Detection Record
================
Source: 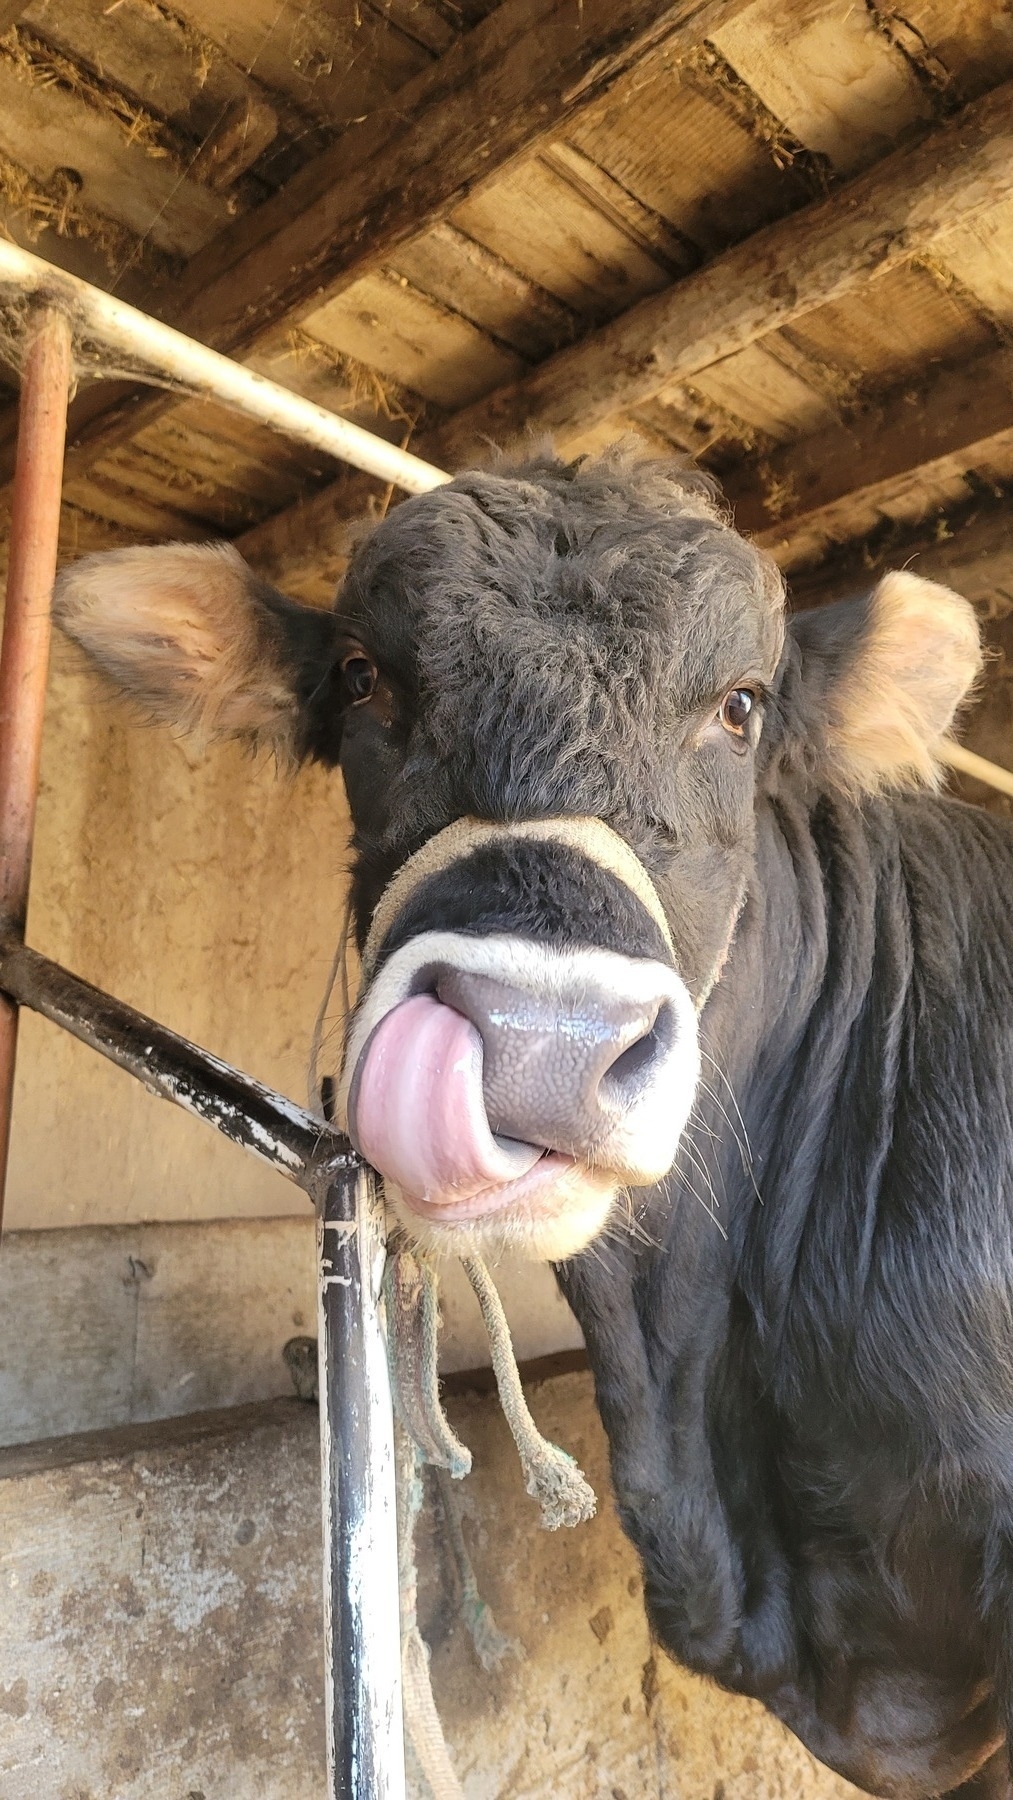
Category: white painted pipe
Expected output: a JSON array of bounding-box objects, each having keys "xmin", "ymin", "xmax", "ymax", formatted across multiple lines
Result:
[
  {"xmin": 940, "ymin": 740, "xmax": 1013, "ymax": 800},
  {"xmin": 0, "ymin": 239, "xmax": 451, "ymax": 497}
]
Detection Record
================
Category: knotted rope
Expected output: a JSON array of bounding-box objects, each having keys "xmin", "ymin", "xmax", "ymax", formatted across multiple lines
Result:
[
  {"xmin": 461, "ymin": 1256, "xmax": 596, "ymax": 1531},
  {"xmin": 432, "ymin": 1465, "xmax": 518, "ymax": 1673},
  {"xmin": 384, "ymin": 1248, "xmax": 471, "ymax": 1479},
  {"xmin": 385, "ymin": 1246, "xmax": 596, "ymax": 1527},
  {"xmin": 395, "ymin": 1420, "xmax": 466, "ymax": 1800},
  {"xmin": 385, "ymin": 1245, "xmax": 593, "ymax": 1800}
]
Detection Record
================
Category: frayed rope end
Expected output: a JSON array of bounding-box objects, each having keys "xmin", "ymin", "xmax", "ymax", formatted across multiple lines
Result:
[{"xmin": 519, "ymin": 1440, "xmax": 597, "ymax": 1531}]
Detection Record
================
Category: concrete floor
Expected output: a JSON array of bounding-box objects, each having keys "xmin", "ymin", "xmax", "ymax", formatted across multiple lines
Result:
[{"xmin": 0, "ymin": 1372, "xmax": 863, "ymax": 1800}]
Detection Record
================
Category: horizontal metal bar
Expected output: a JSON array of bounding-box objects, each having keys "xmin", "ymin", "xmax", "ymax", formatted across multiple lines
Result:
[
  {"xmin": 0, "ymin": 240, "xmax": 451, "ymax": 497},
  {"xmin": 0, "ymin": 937, "xmax": 354, "ymax": 1198},
  {"xmin": 939, "ymin": 739, "xmax": 1013, "ymax": 800}
]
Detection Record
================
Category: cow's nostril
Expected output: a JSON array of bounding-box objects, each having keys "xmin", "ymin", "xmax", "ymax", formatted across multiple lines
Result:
[
  {"xmin": 420, "ymin": 959, "xmax": 686, "ymax": 1169},
  {"xmin": 601, "ymin": 1002, "xmax": 675, "ymax": 1103}
]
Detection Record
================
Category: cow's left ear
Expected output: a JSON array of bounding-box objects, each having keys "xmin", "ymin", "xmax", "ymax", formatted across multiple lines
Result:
[
  {"xmin": 785, "ymin": 570, "xmax": 981, "ymax": 796},
  {"xmin": 55, "ymin": 541, "xmax": 345, "ymax": 763}
]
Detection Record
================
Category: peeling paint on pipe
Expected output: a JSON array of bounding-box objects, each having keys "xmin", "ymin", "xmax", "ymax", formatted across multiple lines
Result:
[
  {"xmin": 0, "ymin": 239, "xmax": 450, "ymax": 497},
  {"xmin": 0, "ymin": 935, "xmax": 351, "ymax": 1198}
]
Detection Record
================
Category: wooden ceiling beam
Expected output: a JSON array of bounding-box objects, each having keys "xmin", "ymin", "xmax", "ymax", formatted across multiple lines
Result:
[
  {"xmin": 0, "ymin": 0, "xmax": 758, "ymax": 504},
  {"xmin": 236, "ymin": 77, "xmax": 1013, "ymax": 594},
  {"xmin": 723, "ymin": 346, "xmax": 1013, "ymax": 548},
  {"xmin": 425, "ymin": 79, "xmax": 1013, "ymax": 461},
  {"xmin": 785, "ymin": 490, "xmax": 1013, "ymax": 612},
  {"xmin": 168, "ymin": 0, "xmax": 759, "ymax": 352}
]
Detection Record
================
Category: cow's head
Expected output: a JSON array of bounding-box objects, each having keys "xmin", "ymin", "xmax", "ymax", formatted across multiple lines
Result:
[{"xmin": 55, "ymin": 456, "xmax": 980, "ymax": 1260}]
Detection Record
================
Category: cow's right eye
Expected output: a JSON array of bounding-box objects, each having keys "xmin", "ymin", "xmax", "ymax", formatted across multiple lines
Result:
[
  {"xmin": 719, "ymin": 688, "xmax": 754, "ymax": 736},
  {"xmin": 340, "ymin": 653, "xmax": 377, "ymax": 704}
]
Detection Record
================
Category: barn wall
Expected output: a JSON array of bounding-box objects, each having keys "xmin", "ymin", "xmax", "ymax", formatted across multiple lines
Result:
[
  {"xmin": 7, "ymin": 638, "xmax": 351, "ymax": 1232},
  {"xmin": 0, "ymin": 1218, "xmax": 583, "ymax": 1445}
]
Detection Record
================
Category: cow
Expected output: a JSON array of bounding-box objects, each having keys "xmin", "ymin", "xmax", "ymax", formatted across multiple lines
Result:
[{"xmin": 55, "ymin": 453, "xmax": 1013, "ymax": 1800}]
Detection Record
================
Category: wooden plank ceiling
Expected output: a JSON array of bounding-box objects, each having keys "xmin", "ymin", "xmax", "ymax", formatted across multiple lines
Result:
[{"xmin": 1, "ymin": 0, "xmax": 1013, "ymax": 617}]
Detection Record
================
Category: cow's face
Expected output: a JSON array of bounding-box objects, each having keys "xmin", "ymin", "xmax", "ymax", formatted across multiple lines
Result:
[{"xmin": 56, "ymin": 456, "xmax": 980, "ymax": 1261}]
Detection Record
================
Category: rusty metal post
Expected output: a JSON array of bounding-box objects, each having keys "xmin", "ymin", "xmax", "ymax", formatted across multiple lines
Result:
[{"xmin": 0, "ymin": 304, "xmax": 73, "ymax": 1229}]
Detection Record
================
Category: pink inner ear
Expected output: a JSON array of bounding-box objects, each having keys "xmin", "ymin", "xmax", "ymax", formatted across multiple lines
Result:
[
  {"xmin": 53, "ymin": 542, "xmax": 299, "ymax": 749},
  {"xmin": 828, "ymin": 571, "xmax": 981, "ymax": 796}
]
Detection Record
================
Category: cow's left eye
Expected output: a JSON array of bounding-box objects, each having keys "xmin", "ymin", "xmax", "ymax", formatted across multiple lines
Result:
[
  {"xmin": 719, "ymin": 688, "xmax": 754, "ymax": 736},
  {"xmin": 340, "ymin": 652, "xmax": 377, "ymax": 704}
]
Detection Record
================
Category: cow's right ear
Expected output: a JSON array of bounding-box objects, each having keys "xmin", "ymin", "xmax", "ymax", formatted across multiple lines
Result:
[{"xmin": 54, "ymin": 542, "xmax": 344, "ymax": 763}]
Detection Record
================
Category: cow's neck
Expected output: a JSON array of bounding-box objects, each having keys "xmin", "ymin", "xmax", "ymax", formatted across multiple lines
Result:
[
  {"xmin": 558, "ymin": 785, "xmax": 914, "ymax": 1684},
  {"xmin": 712, "ymin": 788, "xmax": 913, "ymax": 1348}
]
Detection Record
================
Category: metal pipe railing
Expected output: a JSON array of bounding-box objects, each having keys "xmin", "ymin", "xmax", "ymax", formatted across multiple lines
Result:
[
  {"xmin": 0, "ymin": 240, "xmax": 450, "ymax": 498},
  {"xmin": 0, "ymin": 253, "xmax": 412, "ymax": 1800},
  {"xmin": 0, "ymin": 306, "xmax": 73, "ymax": 1229},
  {"xmin": 319, "ymin": 1163, "xmax": 406, "ymax": 1796},
  {"xmin": 0, "ymin": 933, "xmax": 404, "ymax": 1796},
  {"xmin": 0, "ymin": 936, "xmax": 345, "ymax": 1194}
]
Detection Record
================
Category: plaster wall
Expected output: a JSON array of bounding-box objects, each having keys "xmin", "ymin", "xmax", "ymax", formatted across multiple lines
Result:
[{"xmin": 8, "ymin": 638, "xmax": 355, "ymax": 1232}]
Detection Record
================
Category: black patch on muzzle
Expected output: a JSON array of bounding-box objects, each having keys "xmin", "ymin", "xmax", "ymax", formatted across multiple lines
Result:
[{"xmin": 368, "ymin": 838, "xmax": 672, "ymax": 976}]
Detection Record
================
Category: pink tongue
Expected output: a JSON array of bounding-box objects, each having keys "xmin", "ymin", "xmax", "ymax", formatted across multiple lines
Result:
[{"xmin": 350, "ymin": 993, "xmax": 543, "ymax": 1206}]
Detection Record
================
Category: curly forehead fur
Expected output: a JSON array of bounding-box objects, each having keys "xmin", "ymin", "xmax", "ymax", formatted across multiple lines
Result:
[{"xmin": 339, "ymin": 455, "xmax": 786, "ymax": 840}]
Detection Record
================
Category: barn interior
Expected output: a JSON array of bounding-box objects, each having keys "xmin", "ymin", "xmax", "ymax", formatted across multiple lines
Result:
[{"xmin": 0, "ymin": 1, "xmax": 1011, "ymax": 1795}]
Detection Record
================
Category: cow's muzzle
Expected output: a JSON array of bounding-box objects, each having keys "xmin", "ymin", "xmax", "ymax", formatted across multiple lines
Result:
[{"xmin": 335, "ymin": 818, "xmax": 700, "ymax": 1260}]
